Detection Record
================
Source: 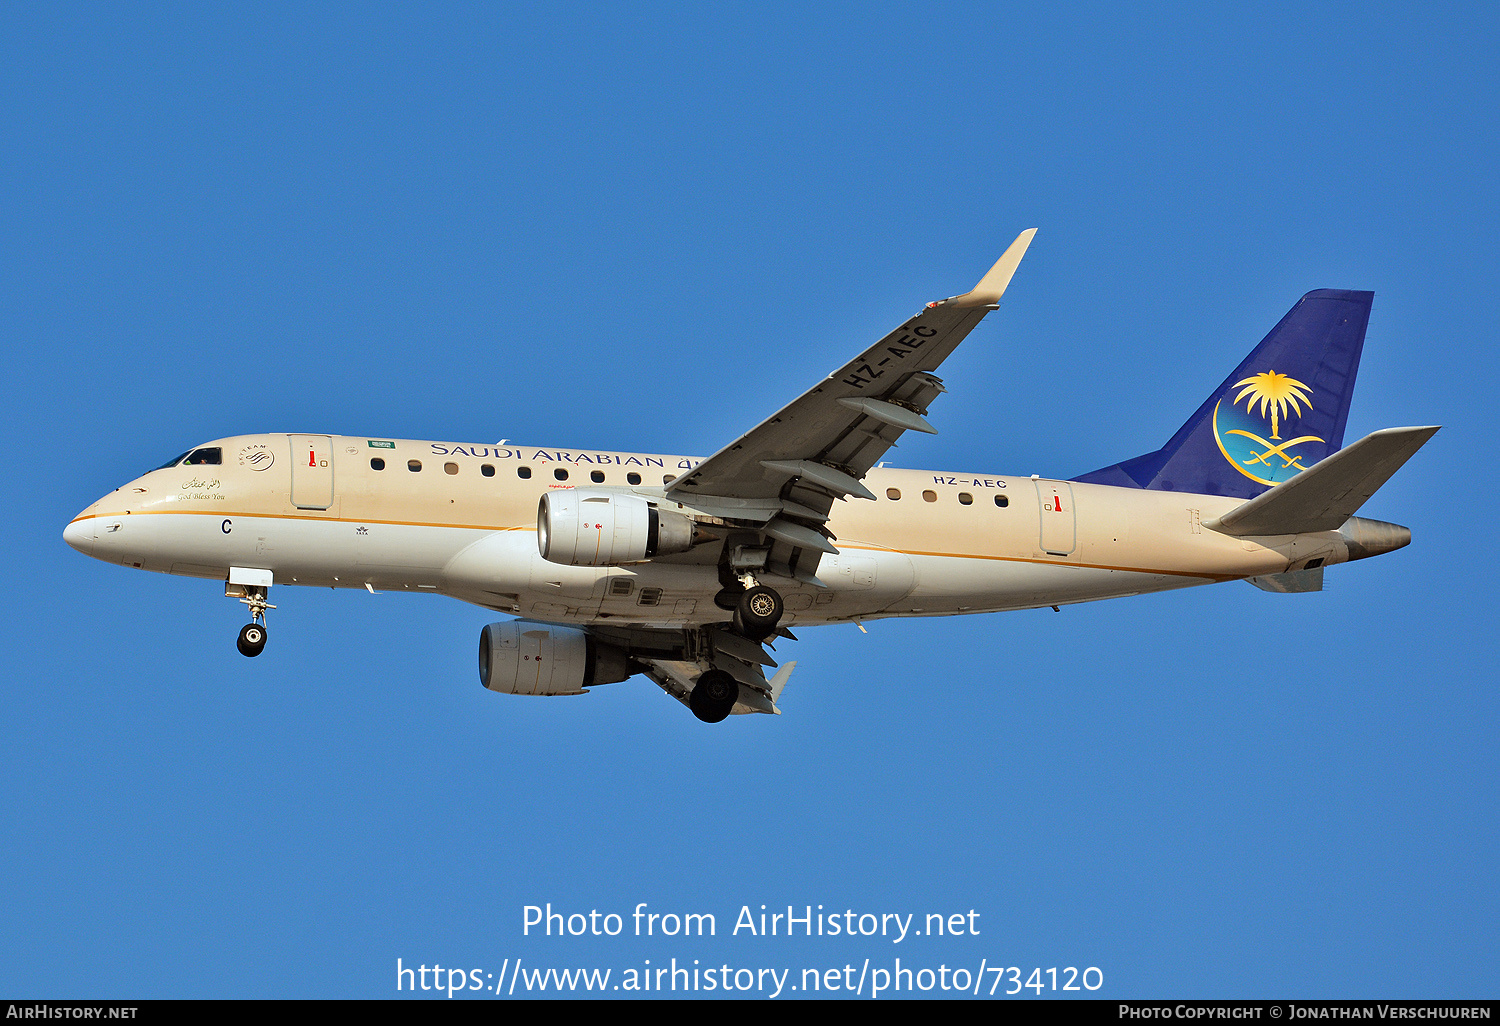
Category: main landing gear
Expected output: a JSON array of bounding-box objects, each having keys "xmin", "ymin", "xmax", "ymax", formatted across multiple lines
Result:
[
  {"xmin": 736, "ymin": 585, "xmax": 783, "ymax": 640},
  {"xmin": 689, "ymin": 669, "xmax": 740, "ymax": 723},
  {"xmin": 715, "ymin": 579, "xmax": 785, "ymax": 643},
  {"xmin": 234, "ymin": 585, "xmax": 275, "ymax": 657}
]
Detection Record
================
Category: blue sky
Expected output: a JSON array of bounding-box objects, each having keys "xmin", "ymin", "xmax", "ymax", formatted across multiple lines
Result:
[{"xmin": 4, "ymin": 3, "xmax": 1496, "ymax": 999}]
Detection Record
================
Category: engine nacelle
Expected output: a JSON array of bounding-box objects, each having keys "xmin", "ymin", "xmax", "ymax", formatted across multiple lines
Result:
[
  {"xmin": 478, "ymin": 620, "xmax": 632, "ymax": 696},
  {"xmin": 537, "ymin": 490, "xmax": 696, "ymax": 566}
]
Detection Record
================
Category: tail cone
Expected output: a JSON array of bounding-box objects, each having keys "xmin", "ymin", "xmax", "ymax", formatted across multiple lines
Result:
[{"xmin": 1340, "ymin": 517, "xmax": 1411, "ymax": 561}]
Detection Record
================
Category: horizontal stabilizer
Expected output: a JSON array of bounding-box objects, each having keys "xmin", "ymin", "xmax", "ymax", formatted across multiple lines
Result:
[{"xmin": 1205, "ymin": 426, "xmax": 1439, "ymax": 537}]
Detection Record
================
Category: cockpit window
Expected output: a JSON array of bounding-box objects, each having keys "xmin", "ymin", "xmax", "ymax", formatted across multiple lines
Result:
[
  {"xmin": 182, "ymin": 447, "xmax": 222, "ymax": 466},
  {"xmin": 154, "ymin": 450, "xmax": 191, "ymax": 471}
]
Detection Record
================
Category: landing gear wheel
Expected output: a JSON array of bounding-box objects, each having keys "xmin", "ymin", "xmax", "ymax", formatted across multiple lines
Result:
[
  {"xmin": 734, "ymin": 585, "xmax": 783, "ymax": 641},
  {"xmin": 237, "ymin": 623, "xmax": 267, "ymax": 657},
  {"xmin": 689, "ymin": 669, "xmax": 739, "ymax": 723},
  {"xmin": 232, "ymin": 584, "xmax": 274, "ymax": 657}
]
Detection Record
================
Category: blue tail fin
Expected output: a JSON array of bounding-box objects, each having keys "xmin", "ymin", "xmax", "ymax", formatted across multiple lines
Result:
[{"xmin": 1073, "ymin": 289, "xmax": 1372, "ymax": 499}]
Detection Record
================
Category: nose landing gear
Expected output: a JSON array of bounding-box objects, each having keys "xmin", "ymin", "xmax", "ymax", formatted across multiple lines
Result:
[
  {"xmin": 237, "ymin": 622, "xmax": 268, "ymax": 657},
  {"xmin": 233, "ymin": 584, "xmax": 275, "ymax": 657}
]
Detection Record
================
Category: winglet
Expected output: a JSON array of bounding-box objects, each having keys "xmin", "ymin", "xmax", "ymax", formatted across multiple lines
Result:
[
  {"xmin": 928, "ymin": 229, "xmax": 1037, "ymax": 309},
  {"xmin": 767, "ymin": 661, "xmax": 797, "ymax": 703}
]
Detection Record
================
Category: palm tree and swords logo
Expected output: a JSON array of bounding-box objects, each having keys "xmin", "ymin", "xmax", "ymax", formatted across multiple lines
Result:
[{"xmin": 1211, "ymin": 370, "xmax": 1325, "ymax": 486}]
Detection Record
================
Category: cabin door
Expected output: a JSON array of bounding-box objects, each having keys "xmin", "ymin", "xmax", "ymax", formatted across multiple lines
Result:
[
  {"xmin": 289, "ymin": 434, "xmax": 335, "ymax": 510},
  {"xmin": 1034, "ymin": 480, "xmax": 1076, "ymax": 556}
]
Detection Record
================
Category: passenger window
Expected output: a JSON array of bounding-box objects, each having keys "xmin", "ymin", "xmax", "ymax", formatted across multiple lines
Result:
[
  {"xmin": 444, "ymin": 462, "xmax": 459, "ymax": 475},
  {"xmin": 370, "ymin": 458, "xmax": 385, "ymax": 471},
  {"xmin": 518, "ymin": 467, "xmax": 532, "ymax": 479},
  {"xmin": 886, "ymin": 487, "xmax": 901, "ymax": 500},
  {"xmin": 663, "ymin": 474, "xmax": 675, "ymax": 484},
  {"xmin": 183, "ymin": 447, "xmax": 222, "ymax": 465},
  {"xmin": 591, "ymin": 470, "xmax": 605, "ymax": 483},
  {"xmin": 481, "ymin": 464, "xmax": 495, "ymax": 477},
  {"xmin": 627, "ymin": 472, "xmax": 641, "ymax": 485},
  {"xmin": 923, "ymin": 490, "xmax": 937, "ymax": 502},
  {"xmin": 958, "ymin": 492, "xmax": 973, "ymax": 505},
  {"xmin": 408, "ymin": 460, "xmax": 422, "ymax": 472},
  {"xmin": 554, "ymin": 468, "xmax": 569, "ymax": 481},
  {"xmin": 994, "ymin": 494, "xmax": 1009, "ymax": 508}
]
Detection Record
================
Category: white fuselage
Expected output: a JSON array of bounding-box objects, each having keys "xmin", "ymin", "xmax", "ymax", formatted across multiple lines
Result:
[{"xmin": 65, "ymin": 433, "xmax": 1349, "ymax": 628}]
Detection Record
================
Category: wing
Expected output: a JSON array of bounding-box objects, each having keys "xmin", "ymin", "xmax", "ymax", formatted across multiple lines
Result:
[
  {"xmin": 584, "ymin": 622, "xmax": 796, "ymax": 716},
  {"xmin": 664, "ymin": 230, "xmax": 1036, "ymax": 577}
]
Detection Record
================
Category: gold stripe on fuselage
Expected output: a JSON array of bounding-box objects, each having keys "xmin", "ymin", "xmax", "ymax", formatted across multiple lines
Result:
[{"xmin": 75, "ymin": 432, "xmax": 1289, "ymax": 586}]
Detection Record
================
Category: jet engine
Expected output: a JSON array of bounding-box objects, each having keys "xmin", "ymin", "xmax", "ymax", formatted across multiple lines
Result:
[
  {"xmin": 537, "ymin": 490, "xmax": 697, "ymax": 566},
  {"xmin": 478, "ymin": 620, "xmax": 632, "ymax": 696}
]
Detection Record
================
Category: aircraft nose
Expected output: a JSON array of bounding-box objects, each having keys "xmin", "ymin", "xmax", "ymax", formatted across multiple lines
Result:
[{"xmin": 63, "ymin": 515, "xmax": 94, "ymax": 556}]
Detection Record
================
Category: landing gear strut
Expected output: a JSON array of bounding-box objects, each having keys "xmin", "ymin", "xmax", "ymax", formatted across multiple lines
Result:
[
  {"xmin": 734, "ymin": 585, "xmax": 783, "ymax": 641},
  {"xmin": 689, "ymin": 669, "xmax": 740, "ymax": 723},
  {"xmin": 234, "ymin": 584, "xmax": 275, "ymax": 657}
]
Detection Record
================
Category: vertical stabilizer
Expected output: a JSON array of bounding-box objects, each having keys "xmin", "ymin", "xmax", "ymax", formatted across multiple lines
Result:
[{"xmin": 1074, "ymin": 290, "xmax": 1372, "ymax": 499}]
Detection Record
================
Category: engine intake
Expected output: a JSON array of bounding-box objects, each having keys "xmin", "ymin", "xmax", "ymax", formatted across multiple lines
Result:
[
  {"xmin": 478, "ymin": 620, "xmax": 631, "ymax": 696},
  {"xmin": 537, "ymin": 490, "xmax": 697, "ymax": 566}
]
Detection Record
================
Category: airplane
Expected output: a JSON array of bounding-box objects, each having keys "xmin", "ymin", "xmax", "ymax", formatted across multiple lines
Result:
[{"xmin": 63, "ymin": 230, "xmax": 1438, "ymax": 723}]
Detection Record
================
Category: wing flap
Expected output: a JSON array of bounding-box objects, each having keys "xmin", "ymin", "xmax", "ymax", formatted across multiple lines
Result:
[{"xmin": 711, "ymin": 630, "xmax": 778, "ymax": 667}]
